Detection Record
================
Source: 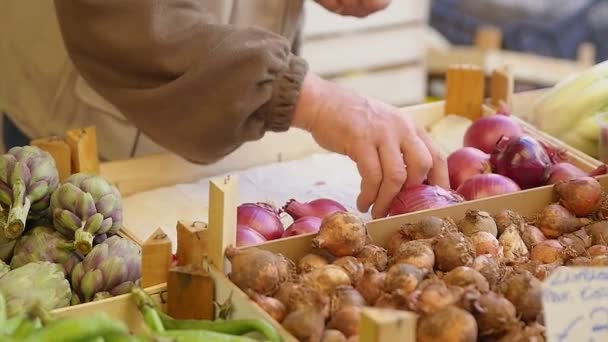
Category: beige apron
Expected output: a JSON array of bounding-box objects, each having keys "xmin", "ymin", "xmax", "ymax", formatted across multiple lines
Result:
[{"xmin": 0, "ymin": 0, "xmax": 304, "ymax": 161}]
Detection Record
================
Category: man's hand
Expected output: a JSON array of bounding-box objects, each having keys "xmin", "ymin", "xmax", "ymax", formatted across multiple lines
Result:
[
  {"xmin": 293, "ymin": 73, "xmax": 449, "ymax": 219},
  {"xmin": 315, "ymin": 0, "xmax": 391, "ymax": 17}
]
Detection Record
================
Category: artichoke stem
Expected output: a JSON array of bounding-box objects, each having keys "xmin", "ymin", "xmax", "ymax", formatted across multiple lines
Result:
[
  {"xmin": 5, "ymin": 197, "xmax": 30, "ymax": 240},
  {"xmin": 74, "ymin": 228, "xmax": 94, "ymax": 255}
]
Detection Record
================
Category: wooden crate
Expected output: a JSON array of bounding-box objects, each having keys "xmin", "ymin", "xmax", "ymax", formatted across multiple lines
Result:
[{"xmin": 302, "ymin": 0, "xmax": 430, "ymax": 106}]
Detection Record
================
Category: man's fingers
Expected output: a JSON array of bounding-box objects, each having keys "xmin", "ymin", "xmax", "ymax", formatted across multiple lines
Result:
[
  {"xmin": 401, "ymin": 132, "xmax": 433, "ymax": 187},
  {"xmin": 361, "ymin": 0, "xmax": 391, "ymax": 12},
  {"xmin": 417, "ymin": 127, "xmax": 450, "ymax": 189},
  {"xmin": 371, "ymin": 142, "xmax": 407, "ymax": 218},
  {"xmin": 353, "ymin": 145, "xmax": 383, "ymax": 213}
]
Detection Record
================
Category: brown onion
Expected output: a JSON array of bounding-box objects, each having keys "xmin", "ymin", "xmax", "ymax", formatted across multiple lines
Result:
[
  {"xmin": 373, "ymin": 291, "xmax": 410, "ymax": 310},
  {"xmin": 391, "ymin": 240, "xmax": 435, "ymax": 271},
  {"xmin": 355, "ymin": 265, "xmax": 386, "ymax": 304},
  {"xmin": 537, "ymin": 203, "xmax": 591, "ymax": 238},
  {"xmin": 585, "ymin": 221, "xmax": 608, "ymax": 245},
  {"xmin": 493, "ymin": 209, "xmax": 525, "ymax": 236},
  {"xmin": 458, "ymin": 210, "xmax": 498, "ymax": 237},
  {"xmin": 555, "ymin": 176, "xmax": 602, "ymax": 216},
  {"xmin": 312, "ymin": 212, "xmax": 367, "ymax": 257},
  {"xmin": 331, "ymin": 285, "xmax": 366, "ymax": 315},
  {"xmin": 568, "ymin": 256, "xmax": 592, "ymax": 266},
  {"xmin": 433, "ymin": 232, "xmax": 475, "ymax": 272},
  {"xmin": 588, "ymin": 245, "xmax": 608, "ymax": 257},
  {"xmin": 246, "ymin": 290, "xmax": 287, "ymax": 323},
  {"xmin": 385, "ymin": 229, "xmax": 411, "ymax": 256},
  {"xmin": 298, "ymin": 253, "xmax": 329, "ymax": 273},
  {"xmin": 301, "ymin": 265, "xmax": 351, "ymax": 295},
  {"xmin": 409, "ymin": 280, "xmax": 461, "ymax": 314},
  {"xmin": 327, "ymin": 306, "xmax": 361, "ymax": 337},
  {"xmin": 274, "ymin": 282, "xmax": 330, "ymax": 318},
  {"xmin": 592, "ymin": 255, "xmax": 608, "ymax": 266},
  {"xmin": 530, "ymin": 239, "xmax": 565, "ymax": 264},
  {"xmin": 473, "ymin": 292, "xmax": 518, "ymax": 337},
  {"xmin": 384, "ymin": 264, "xmax": 426, "ymax": 294},
  {"xmin": 443, "ymin": 266, "xmax": 490, "ymax": 292},
  {"xmin": 499, "ymin": 225, "xmax": 529, "ymax": 262},
  {"xmin": 226, "ymin": 246, "xmax": 295, "ymax": 295},
  {"xmin": 406, "ymin": 216, "xmax": 454, "ymax": 239},
  {"xmin": 469, "ymin": 231, "xmax": 501, "ymax": 256},
  {"xmin": 497, "ymin": 271, "xmax": 542, "ymax": 322},
  {"xmin": 416, "ymin": 305, "xmax": 478, "ymax": 342},
  {"xmin": 520, "ymin": 224, "xmax": 547, "ymax": 250},
  {"xmin": 333, "ymin": 256, "xmax": 364, "ymax": 284},
  {"xmin": 498, "ymin": 322, "xmax": 546, "ymax": 342},
  {"xmin": 533, "ymin": 262, "xmax": 561, "ymax": 280},
  {"xmin": 472, "ymin": 255, "xmax": 503, "ymax": 289},
  {"xmin": 355, "ymin": 244, "xmax": 388, "ymax": 271},
  {"xmin": 282, "ymin": 308, "xmax": 325, "ymax": 342},
  {"xmin": 559, "ymin": 229, "xmax": 592, "ymax": 259},
  {"xmin": 321, "ymin": 330, "xmax": 347, "ymax": 342}
]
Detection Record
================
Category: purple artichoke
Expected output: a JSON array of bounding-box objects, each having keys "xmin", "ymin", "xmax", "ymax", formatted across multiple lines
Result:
[
  {"xmin": 0, "ymin": 146, "xmax": 59, "ymax": 239},
  {"xmin": 50, "ymin": 173, "xmax": 122, "ymax": 255},
  {"xmin": 10, "ymin": 226, "xmax": 82, "ymax": 274},
  {"xmin": 71, "ymin": 236, "xmax": 141, "ymax": 303}
]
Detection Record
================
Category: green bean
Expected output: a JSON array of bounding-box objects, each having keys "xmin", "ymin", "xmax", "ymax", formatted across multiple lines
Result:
[
  {"xmin": 100, "ymin": 333, "xmax": 147, "ymax": 342},
  {"xmin": 155, "ymin": 329, "xmax": 259, "ymax": 342},
  {"xmin": 157, "ymin": 311, "xmax": 281, "ymax": 342},
  {"xmin": 142, "ymin": 306, "xmax": 164, "ymax": 333},
  {"xmin": 2, "ymin": 314, "xmax": 25, "ymax": 336},
  {"xmin": 23, "ymin": 313, "xmax": 128, "ymax": 342},
  {"xmin": 12, "ymin": 318, "xmax": 40, "ymax": 339}
]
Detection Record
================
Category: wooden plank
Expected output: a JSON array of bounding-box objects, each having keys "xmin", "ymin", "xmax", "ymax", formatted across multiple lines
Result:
[
  {"xmin": 331, "ymin": 65, "xmax": 426, "ymax": 105},
  {"xmin": 65, "ymin": 126, "xmax": 100, "ymax": 174},
  {"xmin": 474, "ymin": 26, "xmax": 502, "ymax": 50},
  {"xmin": 445, "ymin": 65, "xmax": 485, "ymax": 120},
  {"xmin": 207, "ymin": 176, "xmax": 239, "ymax": 272},
  {"xmin": 577, "ymin": 42, "xmax": 597, "ymax": 67},
  {"xmin": 303, "ymin": 0, "xmax": 429, "ymax": 38},
  {"xmin": 360, "ymin": 307, "xmax": 418, "ymax": 342},
  {"xmin": 176, "ymin": 220, "xmax": 208, "ymax": 266},
  {"xmin": 141, "ymin": 227, "xmax": 172, "ymax": 287},
  {"xmin": 167, "ymin": 264, "xmax": 215, "ymax": 320},
  {"xmin": 30, "ymin": 136, "xmax": 72, "ymax": 181},
  {"xmin": 490, "ymin": 68, "xmax": 514, "ymax": 108},
  {"xmin": 301, "ymin": 25, "xmax": 426, "ymax": 76}
]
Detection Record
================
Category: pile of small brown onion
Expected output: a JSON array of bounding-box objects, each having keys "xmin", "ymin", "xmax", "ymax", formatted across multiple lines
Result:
[{"xmin": 226, "ymin": 176, "xmax": 608, "ymax": 342}]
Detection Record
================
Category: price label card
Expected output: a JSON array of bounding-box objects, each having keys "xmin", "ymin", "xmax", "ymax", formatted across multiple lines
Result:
[{"xmin": 543, "ymin": 267, "xmax": 608, "ymax": 342}]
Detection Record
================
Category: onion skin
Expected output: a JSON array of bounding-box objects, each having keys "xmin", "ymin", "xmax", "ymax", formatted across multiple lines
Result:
[
  {"xmin": 408, "ymin": 280, "xmax": 461, "ymax": 315},
  {"xmin": 530, "ymin": 240, "xmax": 564, "ymax": 264},
  {"xmin": 282, "ymin": 216, "xmax": 323, "ymax": 238},
  {"xmin": 298, "ymin": 253, "xmax": 329, "ymax": 273},
  {"xmin": 312, "ymin": 212, "xmax": 367, "ymax": 257},
  {"xmin": 443, "ymin": 266, "xmax": 490, "ymax": 292},
  {"xmin": 585, "ymin": 221, "xmax": 608, "ymax": 245},
  {"xmin": 490, "ymin": 135, "xmax": 553, "ymax": 189},
  {"xmin": 301, "ymin": 265, "xmax": 352, "ymax": 296},
  {"xmin": 520, "ymin": 224, "xmax": 547, "ymax": 251},
  {"xmin": 331, "ymin": 285, "xmax": 367, "ymax": 315},
  {"xmin": 555, "ymin": 176, "xmax": 603, "ymax": 216},
  {"xmin": 458, "ymin": 210, "xmax": 498, "ymax": 237},
  {"xmin": 282, "ymin": 308, "xmax": 325, "ymax": 342},
  {"xmin": 226, "ymin": 246, "xmax": 294, "ymax": 295},
  {"xmin": 497, "ymin": 271, "xmax": 543, "ymax": 323},
  {"xmin": 373, "ymin": 291, "xmax": 410, "ymax": 310},
  {"xmin": 447, "ymin": 147, "xmax": 492, "ymax": 190},
  {"xmin": 588, "ymin": 245, "xmax": 608, "ymax": 257},
  {"xmin": 384, "ymin": 229, "xmax": 412, "ymax": 257},
  {"xmin": 463, "ymin": 114, "xmax": 523, "ymax": 153},
  {"xmin": 416, "ymin": 305, "xmax": 478, "ymax": 342},
  {"xmin": 355, "ymin": 265, "xmax": 386, "ymax": 304},
  {"xmin": 592, "ymin": 255, "xmax": 608, "ymax": 266},
  {"xmin": 246, "ymin": 290, "xmax": 287, "ymax": 323},
  {"xmin": 547, "ymin": 162, "xmax": 587, "ymax": 185},
  {"xmin": 538, "ymin": 204, "xmax": 591, "ymax": 238},
  {"xmin": 493, "ymin": 209, "xmax": 526, "ymax": 236},
  {"xmin": 469, "ymin": 231, "xmax": 501, "ymax": 256},
  {"xmin": 327, "ymin": 306, "xmax": 361, "ymax": 337},
  {"xmin": 391, "ymin": 240, "xmax": 435, "ymax": 271},
  {"xmin": 321, "ymin": 330, "xmax": 347, "ymax": 342},
  {"xmin": 385, "ymin": 217, "xmax": 453, "ymax": 256},
  {"xmin": 472, "ymin": 255, "xmax": 503, "ymax": 289},
  {"xmin": 559, "ymin": 229, "xmax": 592, "ymax": 259},
  {"xmin": 568, "ymin": 257, "xmax": 592, "ymax": 266},
  {"xmin": 473, "ymin": 292, "xmax": 518, "ymax": 337},
  {"xmin": 384, "ymin": 264, "xmax": 426, "ymax": 295},
  {"xmin": 283, "ymin": 198, "xmax": 347, "ymax": 220},
  {"xmin": 355, "ymin": 244, "xmax": 388, "ymax": 271},
  {"xmin": 499, "ymin": 225, "xmax": 529, "ymax": 262},
  {"xmin": 274, "ymin": 282, "xmax": 330, "ymax": 318},
  {"xmin": 388, "ymin": 184, "xmax": 464, "ymax": 216},
  {"xmin": 333, "ymin": 256, "xmax": 365, "ymax": 284},
  {"xmin": 433, "ymin": 232, "xmax": 476, "ymax": 272},
  {"xmin": 456, "ymin": 173, "xmax": 521, "ymax": 201},
  {"xmin": 237, "ymin": 203, "xmax": 284, "ymax": 240},
  {"xmin": 236, "ymin": 225, "xmax": 267, "ymax": 247}
]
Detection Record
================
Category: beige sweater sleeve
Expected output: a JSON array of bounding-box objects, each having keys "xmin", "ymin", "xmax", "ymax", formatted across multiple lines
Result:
[{"xmin": 53, "ymin": 0, "xmax": 308, "ymax": 163}]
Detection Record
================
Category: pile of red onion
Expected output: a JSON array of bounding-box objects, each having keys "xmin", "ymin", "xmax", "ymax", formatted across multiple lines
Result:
[{"xmin": 236, "ymin": 198, "xmax": 347, "ymax": 246}]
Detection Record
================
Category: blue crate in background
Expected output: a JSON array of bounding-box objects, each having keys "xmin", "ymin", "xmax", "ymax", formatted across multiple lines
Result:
[{"xmin": 430, "ymin": 0, "xmax": 606, "ymax": 62}]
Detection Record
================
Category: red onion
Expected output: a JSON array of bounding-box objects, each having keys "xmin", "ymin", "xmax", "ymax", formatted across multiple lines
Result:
[
  {"xmin": 236, "ymin": 224, "xmax": 267, "ymax": 246},
  {"xmin": 548, "ymin": 163, "xmax": 608, "ymax": 185},
  {"xmin": 237, "ymin": 203, "xmax": 284, "ymax": 240},
  {"xmin": 283, "ymin": 198, "xmax": 347, "ymax": 220},
  {"xmin": 447, "ymin": 147, "xmax": 491, "ymax": 190},
  {"xmin": 463, "ymin": 114, "xmax": 523, "ymax": 153},
  {"xmin": 282, "ymin": 216, "xmax": 322, "ymax": 238},
  {"xmin": 490, "ymin": 135, "xmax": 553, "ymax": 189},
  {"xmin": 388, "ymin": 184, "xmax": 464, "ymax": 216},
  {"xmin": 456, "ymin": 174, "xmax": 521, "ymax": 200}
]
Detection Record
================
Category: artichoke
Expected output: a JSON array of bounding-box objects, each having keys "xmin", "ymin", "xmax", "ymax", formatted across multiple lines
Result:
[
  {"xmin": 50, "ymin": 173, "xmax": 123, "ymax": 255},
  {"xmin": 0, "ymin": 259, "xmax": 9, "ymax": 277},
  {"xmin": 0, "ymin": 210, "xmax": 16, "ymax": 262},
  {"xmin": 10, "ymin": 226, "xmax": 82, "ymax": 274},
  {"xmin": 0, "ymin": 261, "xmax": 71, "ymax": 317},
  {"xmin": 0, "ymin": 146, "xmax": 59, "ymax": 239},
  {"xmin": 71, "ymin": 236, "xmax": 141, "ymax": 303}
]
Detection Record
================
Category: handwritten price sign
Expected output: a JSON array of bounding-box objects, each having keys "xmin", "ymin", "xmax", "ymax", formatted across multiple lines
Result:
[{"xmin": 543, "ymin": 267, "xmax": 608, "ymax": 342}]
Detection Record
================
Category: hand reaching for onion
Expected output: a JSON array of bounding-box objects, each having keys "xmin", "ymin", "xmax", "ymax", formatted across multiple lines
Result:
[{"xmin": 293, "ymin": 73, "xmax": 449, "ymax": 219}]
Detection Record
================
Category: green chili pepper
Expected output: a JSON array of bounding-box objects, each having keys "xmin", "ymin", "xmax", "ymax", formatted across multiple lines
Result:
[
  {"xmin": 157, "ymin": 311, "xmax": 281, "ymax": 342},
  {"xmin": 23, "ymin": 313, "xmax": 128, "ymax": 342},
  {"xmin": 155, "ymin": 329, "xmax": 259, "ymax": 342}
]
